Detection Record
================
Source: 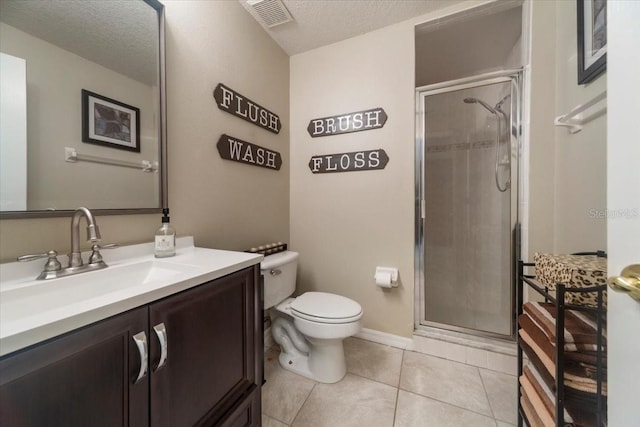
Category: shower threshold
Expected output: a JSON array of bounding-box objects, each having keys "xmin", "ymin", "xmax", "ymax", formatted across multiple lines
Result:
[{"xmin": 414, "ymin": 324, "xmax": 516, "ymax": 357}]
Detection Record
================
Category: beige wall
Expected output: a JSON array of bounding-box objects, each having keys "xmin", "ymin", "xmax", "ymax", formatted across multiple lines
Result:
[
  {"xmin": 289, "ymin": 2, "xmax": 490, "ymax": 338},
  {"xmin": 163, "ymin": 0, "xmax": 290, "ymax": 252},
  {"xmin": 289, "ymin": 22, "xmax": 415, "ymax": 337},
  {"xmin": 0, "ymin": 0, "xmax": 604, "ymax": 341},
  {"xmin": 525, "ymin": 0, "xmax": 557, "ymax": 258},
  {"xmin": 0, "ymin": 214, "xmax": 160, "ymax": 261},
  {"xmin": 0, "ymin": 23, "xmax": 159, "ymax": 210},
  {"xmin": 415, "ymin": 6, "xmax": 522, "ymax": 87},
  {"xmin": 552, "ymin": 0, "xmax": 606, "ymax": 254},
  {"xmin": 526, "ymin": 0, "xmax": 606, "ymax": 259},
  {"xmin": 0, "ymin": 0, "xmax": 289, "ymax": 261},
  {"xmin": 289, "ymin": 0, "xmax": 606, "ymax": 338}
]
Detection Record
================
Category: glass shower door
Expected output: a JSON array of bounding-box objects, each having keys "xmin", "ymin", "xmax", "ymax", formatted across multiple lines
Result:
[{"xmin": 417, "ymin": 75, "xmax": 519, "ymax": 338}]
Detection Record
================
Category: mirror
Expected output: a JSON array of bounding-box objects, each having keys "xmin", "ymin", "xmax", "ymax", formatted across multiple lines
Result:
[{"xmin": 0, "ymin": 0, "xmax": 166, "ymax": 218}]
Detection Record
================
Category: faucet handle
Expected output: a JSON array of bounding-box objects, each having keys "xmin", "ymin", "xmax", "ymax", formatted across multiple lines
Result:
[
  {"xmin": 18, "ymin": 250, "xmax": 62, "ymax": 272},
  {"xmin": 89, "ymin": 244, "xmax": 119, "ymax": 265}
]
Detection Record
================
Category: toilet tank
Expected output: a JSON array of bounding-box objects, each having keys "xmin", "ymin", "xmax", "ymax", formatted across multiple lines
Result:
[{"xmin": 261, "ymin": 251, "xmax": 298, "ymax": 309}]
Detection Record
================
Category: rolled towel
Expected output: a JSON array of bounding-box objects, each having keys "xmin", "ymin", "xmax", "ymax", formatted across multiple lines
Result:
[{"xmin": 523, "ymin": 302, "xmax": 606, "ymax": 348}]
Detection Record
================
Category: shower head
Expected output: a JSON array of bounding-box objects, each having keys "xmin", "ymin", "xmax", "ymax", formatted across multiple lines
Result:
[{"xmin": 463, "ymin": 97, "xmax": 497, "ymax": 114}]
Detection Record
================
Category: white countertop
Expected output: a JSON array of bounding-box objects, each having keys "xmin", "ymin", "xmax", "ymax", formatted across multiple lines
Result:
[{"xmin": 0, "ymin": 237, "xmax": 263, "ymax": 357}]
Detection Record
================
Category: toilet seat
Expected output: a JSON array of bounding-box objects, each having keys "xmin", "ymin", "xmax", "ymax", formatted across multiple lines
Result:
[{"xmin": 289, "ymin": 292, "xmax": 363, "ymax": 324}]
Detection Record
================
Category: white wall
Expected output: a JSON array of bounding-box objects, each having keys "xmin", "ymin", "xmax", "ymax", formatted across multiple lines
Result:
[{"xmin": 0, "ymin": 23, "xmax": 159, "ymax": 210}]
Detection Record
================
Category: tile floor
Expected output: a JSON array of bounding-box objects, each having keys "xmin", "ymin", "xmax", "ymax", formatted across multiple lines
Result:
[{"xmin": 262, "ymin": 337, "xmax": 518, "ymax": 427}]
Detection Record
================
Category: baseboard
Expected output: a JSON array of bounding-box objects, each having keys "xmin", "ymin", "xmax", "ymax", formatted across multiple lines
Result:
[{"xmin": 354, "ymin": 328, "xmax": 414, "ymax": 350}]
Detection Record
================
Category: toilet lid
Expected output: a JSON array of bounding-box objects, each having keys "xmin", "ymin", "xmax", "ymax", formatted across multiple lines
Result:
[{"xmin": 290, "ymin": 292, "xmax": 363, "ymax": 323}]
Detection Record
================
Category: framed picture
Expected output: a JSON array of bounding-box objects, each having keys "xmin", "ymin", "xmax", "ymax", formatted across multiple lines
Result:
[
  {"xmin": 577, "ymin": 0, "xmax": 607, "ymax": 84},
  {"xmin": 82, "ymin": 89, "xmax": 140, "ymax": 152}
]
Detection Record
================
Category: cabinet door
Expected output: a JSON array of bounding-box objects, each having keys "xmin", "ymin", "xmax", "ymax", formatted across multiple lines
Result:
[
  {"xmin": 0, "ymin": 307, "xmax": 149, "ymax": 427},
  {"xmin": 149, "ymin": 266, "xmax": 260, "ymax": 427},
  {"xmin": 218, "ymin": 386, "xmax": 260, "ymax": 427}
]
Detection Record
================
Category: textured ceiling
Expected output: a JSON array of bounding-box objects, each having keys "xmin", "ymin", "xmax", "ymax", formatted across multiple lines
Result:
[
  {"xmin": 0, "ymin": 0, "xmax": 158, "ymax": 86},
  {"xmin": 240, "ymin": 0, "xmax": 464, "ymax": 55}
]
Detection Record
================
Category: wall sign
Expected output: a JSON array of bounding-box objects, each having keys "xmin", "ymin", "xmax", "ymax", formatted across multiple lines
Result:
[
  {"xmin": 308, "ymin": 149, "xmax": 388, "ymax": 174},
  {"xmin": 217, "ymin": 134, "xmax": 281, "ymax": 171},
  {"xmin": 307, "ymin": 108, "xmax": 387, "ymax": 138},
  {"xmin": 213, "ymin": 83, "xmax": 281, "ymax": 134}
]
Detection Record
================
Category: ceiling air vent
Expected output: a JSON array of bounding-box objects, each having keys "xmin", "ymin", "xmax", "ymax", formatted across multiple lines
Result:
[{"xmin": 246, "ymin": 0, "xmax": 293, "ymax": 28}]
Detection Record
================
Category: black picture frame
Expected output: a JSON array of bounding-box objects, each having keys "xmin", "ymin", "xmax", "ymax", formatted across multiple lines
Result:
[
  {"xmin": 82, "ymin": 89, "xmax": 140, "ymax": 152},
  {"xmin": 577, "ymin": 0, "xmax": 607, "ymax": 85}
]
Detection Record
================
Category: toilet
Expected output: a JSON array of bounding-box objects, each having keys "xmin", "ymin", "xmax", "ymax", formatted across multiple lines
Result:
[{"xmin": 261, "ymin": 251, "xmax": 363, "ymax": 383}]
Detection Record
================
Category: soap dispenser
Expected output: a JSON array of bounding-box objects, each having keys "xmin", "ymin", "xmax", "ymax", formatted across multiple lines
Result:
[{"xmin": 155, "ymin": 208, "xmax": 176, "ymax": 258}]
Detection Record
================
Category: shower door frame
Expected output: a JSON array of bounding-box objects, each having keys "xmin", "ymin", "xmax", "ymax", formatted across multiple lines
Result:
[{"xmin": 414, "ymin": 69, "xmax": 523, "ymax": 341}]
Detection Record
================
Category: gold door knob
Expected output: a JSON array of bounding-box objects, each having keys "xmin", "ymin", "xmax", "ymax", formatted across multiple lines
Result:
[{"xmin": 608, "ymin": 264, "xmax": 640, "ymax": 302}]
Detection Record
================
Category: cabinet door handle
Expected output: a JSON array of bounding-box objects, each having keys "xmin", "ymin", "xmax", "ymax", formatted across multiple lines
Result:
[
  {"xmin": 153, "ymin": 322, "xmax": 168, "ymax": 370},
  {"xmin": 132, "ymin": 331, "xmax": 148, "ymax": 384}
]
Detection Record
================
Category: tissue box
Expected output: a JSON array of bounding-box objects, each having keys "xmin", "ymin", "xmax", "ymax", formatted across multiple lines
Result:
[{"xmin": 533, "ymin": 253, "xmax": 607, "ymax": 307}]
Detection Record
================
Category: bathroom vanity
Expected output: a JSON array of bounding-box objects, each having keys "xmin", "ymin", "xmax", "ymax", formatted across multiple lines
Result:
[{"xmin": 0, "ymin": 238, "xmax": 263, "ymax": 427}]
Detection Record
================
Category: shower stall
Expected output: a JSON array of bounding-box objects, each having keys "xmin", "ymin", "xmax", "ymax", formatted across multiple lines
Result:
[{"xmin": 415, "ymin": 70, "xmax": 521, "ymax": 339}]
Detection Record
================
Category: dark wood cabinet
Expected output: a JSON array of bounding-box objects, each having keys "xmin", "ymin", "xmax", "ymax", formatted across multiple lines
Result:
[
  {"xmin": 219, "ymin": 386, "xmax": 261, "ymax": 427},
  {"xmin": 0, "ymin": 265, "xmax": 262, "ymax": 427},
  {"xmin": 0, "ymin": 307, "xmax": 149, "ymax": 426},
  {"xmin": 149, "ymin": 267, "xmax": 260, "ymax": 427}
]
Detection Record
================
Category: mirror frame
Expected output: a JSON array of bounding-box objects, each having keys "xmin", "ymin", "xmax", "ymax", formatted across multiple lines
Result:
[{"xmin": 1, "ymin": 0, "xmax": 167, "ymax": 219}]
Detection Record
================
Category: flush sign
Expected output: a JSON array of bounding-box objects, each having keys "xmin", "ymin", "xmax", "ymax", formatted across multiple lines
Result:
[
  {"xmin": 308, "ymin": 149, "xmax": 389, "ymax": 174},
  {"xmin": 307, "ymin": 108, "xmax": 387, "ymax": 138},
  {"xmin": 217, "ymin": 134, "xmax": 282, "ymax": 171},
  {"xmin": 213, "ymin": 83, "xmax": 281, "ymax": 134}
]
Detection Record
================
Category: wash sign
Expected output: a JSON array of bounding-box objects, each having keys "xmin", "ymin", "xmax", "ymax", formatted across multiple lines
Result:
[
  {"xmin": 217, "ymin": 134, "xmax": 281, "ymax": 171},
  {"xmin": 307, "ymin": 108, "xmax": 387, "ymax": 137}
]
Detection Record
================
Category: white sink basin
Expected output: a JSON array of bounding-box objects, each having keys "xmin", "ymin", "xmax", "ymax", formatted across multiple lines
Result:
[
  {"xmin": 0, "ymin": 237, "xmax": 263, "ymax": 357},
  {"xmin": 0, "ymin": 260, "xmax": 199, "ymax": 319}
]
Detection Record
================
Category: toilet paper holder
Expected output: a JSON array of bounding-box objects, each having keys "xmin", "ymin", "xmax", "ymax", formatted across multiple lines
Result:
[{"xmin": 374, "ymin": 267, "xmax": 398, "ymax": 288}]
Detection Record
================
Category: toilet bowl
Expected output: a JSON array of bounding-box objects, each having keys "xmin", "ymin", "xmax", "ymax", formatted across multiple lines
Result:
[{"xmin": 261, "ymin": 251, "xmax": 363, "ymax": 383}]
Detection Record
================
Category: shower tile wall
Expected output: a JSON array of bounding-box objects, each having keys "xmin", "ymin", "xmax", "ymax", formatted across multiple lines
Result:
[{"xmin": 423, "ymin": 83, "xmax": 511, "ymax": 336}]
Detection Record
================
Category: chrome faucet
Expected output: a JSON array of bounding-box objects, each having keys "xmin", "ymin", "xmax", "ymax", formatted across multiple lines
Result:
[
  {"xmin": 18, "ymin": 207, "xmax": 117, "ymax": 280},
  {"xmin": 69, "ymin": 207, "xmax": 101, "ymax": 268}
]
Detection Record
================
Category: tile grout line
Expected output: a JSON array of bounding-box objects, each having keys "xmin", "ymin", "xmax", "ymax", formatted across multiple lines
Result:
[
  {"xmin": 265, "ymin": 338, "xmax": 515, "ymax": 426},
  {"xmin": 400, "ymin": 350, "xmax": 500, "ymax": 419},
  {"xmin": 267, "ymin": 413, "xmax": 293, "ymax": 427},
  {"xmin": 392, "ymin": 349, "xmax": 407, "ymax": 426},
  {"xmin": 346, "ymin": 372, "xmax": 398, "ymax": 389},
  {"xmin": 398, "ymin": 388, "xmax": 502, "ymax": 423},
  {"xmin": 477, "ymin": 367, "xmax": 497, "ymax": 420},
  {"xmin": 353, "ymin": 340, "xmax": 504, "ymax": 422},
  {"xmin": 288, "ymin": 381, "xmax": 317, "ymax": 426}
]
